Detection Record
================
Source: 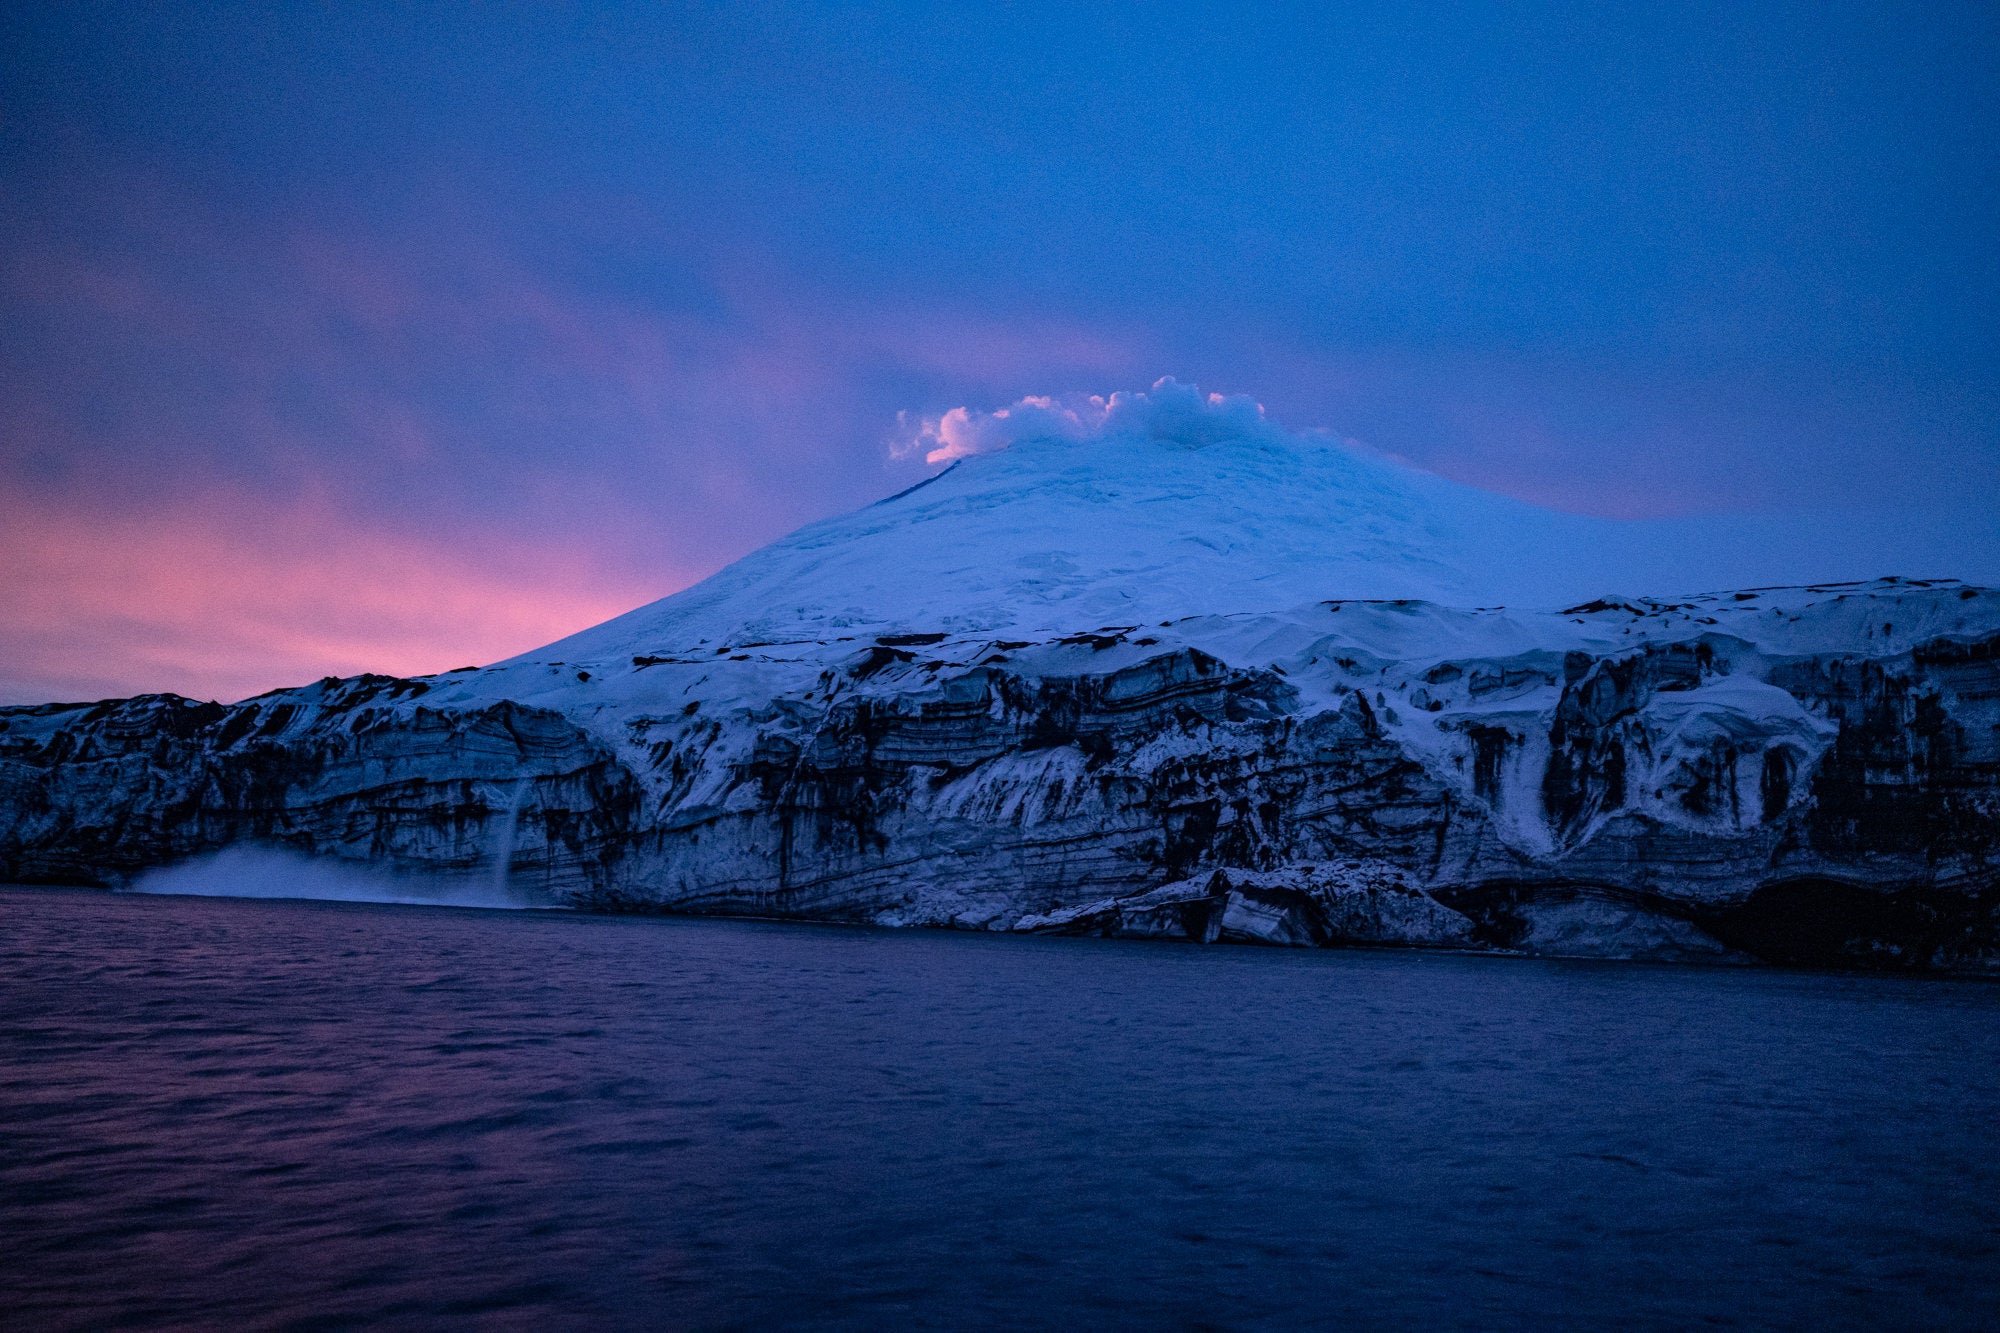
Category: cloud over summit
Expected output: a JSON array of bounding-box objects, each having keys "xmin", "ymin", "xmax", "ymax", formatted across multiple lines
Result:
[{"xmin": 900, "ymin": 378, "xmax": 1272, "ymax": 465}]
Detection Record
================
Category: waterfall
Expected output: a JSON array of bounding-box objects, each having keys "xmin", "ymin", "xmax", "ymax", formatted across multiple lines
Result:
[{"xmin": 492, "ymin": 779, "xmax": 527, "ymax": 898}]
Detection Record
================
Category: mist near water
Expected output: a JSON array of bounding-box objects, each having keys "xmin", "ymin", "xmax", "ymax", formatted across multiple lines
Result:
[{"xmin": 128, "ymin": 846, "xmax": 554, "ymax": 910}]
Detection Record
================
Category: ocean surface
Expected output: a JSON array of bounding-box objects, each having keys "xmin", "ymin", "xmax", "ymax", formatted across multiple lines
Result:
[{"xmin": 2, "ymin": 885, "xmax": 1996, "ymax": 1330}]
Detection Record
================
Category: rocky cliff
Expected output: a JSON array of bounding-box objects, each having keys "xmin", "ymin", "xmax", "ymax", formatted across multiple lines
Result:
[
  {"xmin": 6, "ymin": 386, "xmax": 1996, "ymax": 970},
  {"xmin": 5, "ymin": 580, "xmax": 1996, "ymax": 972}
]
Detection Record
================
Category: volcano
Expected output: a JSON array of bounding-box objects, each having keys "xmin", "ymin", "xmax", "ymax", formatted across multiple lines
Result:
[{"xmin": 5, "ymin": 383, "xmax": 1998, "ymax": 971}]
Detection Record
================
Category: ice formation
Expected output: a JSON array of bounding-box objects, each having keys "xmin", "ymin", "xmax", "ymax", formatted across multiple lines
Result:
[{"xmin": 5, "ymin": 381, "xmax": 1997, "ymax": 970}]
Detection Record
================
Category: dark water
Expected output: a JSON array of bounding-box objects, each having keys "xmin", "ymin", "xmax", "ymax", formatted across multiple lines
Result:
[{"xmin": 2, "ymin": 887, "xmax": 1996, "ymax": 1330}]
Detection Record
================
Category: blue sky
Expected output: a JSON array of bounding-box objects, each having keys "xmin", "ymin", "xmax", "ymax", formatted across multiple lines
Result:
[{"xmin": 3, "ymin": 1, "xmax": 1996, "ymax": 700}]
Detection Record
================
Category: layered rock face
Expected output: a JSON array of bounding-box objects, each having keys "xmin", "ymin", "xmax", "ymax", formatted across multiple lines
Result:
[
  {"xmin": 7, "ymin": 388, "xmax": 1998, "ymax": 968},
  {"xmin": 5, "ymin": 581, "xmax": 1997, "ymax": 973}
]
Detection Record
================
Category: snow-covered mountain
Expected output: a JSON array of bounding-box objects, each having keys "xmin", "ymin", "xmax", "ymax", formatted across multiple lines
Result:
[
  {"xmin": 5, "ymin": 381, "xmax": 1998, "ymax": 971},
  {"xmin": 530, "ymin": 379, "xmax": 1957, "ymax": 658}
]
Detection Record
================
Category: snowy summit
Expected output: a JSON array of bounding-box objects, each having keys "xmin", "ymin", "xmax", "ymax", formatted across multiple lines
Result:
[
  {"xmin": 4, "ymin": 380, "xmax": 1998, "ymax": 972},
  {"xmin": 538, "ymin": 379, "xmax": 1962, "ymax": 664}
]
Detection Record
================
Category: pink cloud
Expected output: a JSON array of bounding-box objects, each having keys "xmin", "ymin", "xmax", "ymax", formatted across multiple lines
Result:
[
  {"xmin": 0, "ymin": 163, "xmax": 1183, "ymax": 701},
  {"xmin": 898, "ymin": 378, "xmax": 1270, "ymax": 464},
  {"xmin": 0, "ymin": 491, "xmax": 667, "ymax": 704}
]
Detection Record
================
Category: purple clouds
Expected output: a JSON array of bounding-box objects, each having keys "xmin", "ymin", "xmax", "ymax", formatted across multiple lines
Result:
[
  {"xmin": 0, "ymin": 163, "xmax": 1153, "ymax": 701},
  {"xmin": 3, "ymin": 3, "xmax": 1995, "ymax": 701}
]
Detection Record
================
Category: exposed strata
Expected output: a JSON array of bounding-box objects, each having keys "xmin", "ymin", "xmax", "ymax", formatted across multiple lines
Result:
[{"xmin": 5, "ymin": 579, "xmax": 1996, "ymax": 973}]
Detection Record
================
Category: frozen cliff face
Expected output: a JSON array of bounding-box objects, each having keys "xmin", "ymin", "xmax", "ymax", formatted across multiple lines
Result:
[
  {"xmin": 5, "ymin": 580, "xmax": 1995, "ymax": 971},
  {"xmin": 3, "ymin": 384, "xmax": 1997, "ymax": 971}
]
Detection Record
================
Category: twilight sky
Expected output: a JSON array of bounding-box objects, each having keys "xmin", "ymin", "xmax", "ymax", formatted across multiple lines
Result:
[{"xmin": 3, "ymin": 1, "xmax": 1997, "ymax": 703}]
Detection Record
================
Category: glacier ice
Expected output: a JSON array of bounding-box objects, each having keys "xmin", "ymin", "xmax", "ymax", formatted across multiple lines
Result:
[{"xmin": 4, "ymin": 388, "xmax": 1998, "ymax": 971}]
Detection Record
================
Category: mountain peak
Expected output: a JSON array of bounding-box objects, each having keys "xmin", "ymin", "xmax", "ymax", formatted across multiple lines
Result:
[{"xmin": 528, "ymin": 382, "xmax": 1969, "ymax": 665}]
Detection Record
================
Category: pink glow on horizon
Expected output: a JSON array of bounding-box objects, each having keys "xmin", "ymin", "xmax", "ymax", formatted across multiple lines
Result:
[
  {"xmin": 10, "ymin": 160, "xmax": 1849, "ymax": 707},
  {"xmin": 0, "ymin": 494, "xmax": 670, "ymax": 705},
  {"xmin": 0, "ymin": 193, "xmax": 1173, "ymax": 704}
]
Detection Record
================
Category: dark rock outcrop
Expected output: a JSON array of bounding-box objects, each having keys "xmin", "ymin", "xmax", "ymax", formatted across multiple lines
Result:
[{"xmin": 4, "ymin": 583, "xmax": 1997, "ymax": 973}]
